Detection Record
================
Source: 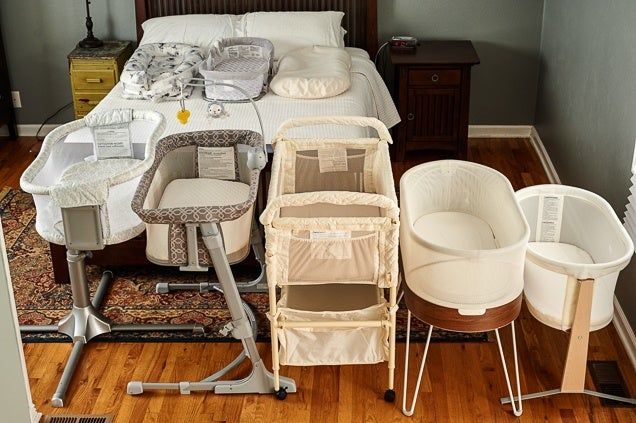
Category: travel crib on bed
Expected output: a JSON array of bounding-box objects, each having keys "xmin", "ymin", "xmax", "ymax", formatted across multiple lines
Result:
[
  {"xmin": 199, "ymin": 37, "xmax": 274, "ymax": 101},
  {"xmin": 260, "ymin": 116, "xmax": 400, "ymax": 401}
]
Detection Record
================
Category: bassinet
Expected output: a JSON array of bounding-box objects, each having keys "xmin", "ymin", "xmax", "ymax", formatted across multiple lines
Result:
[
  {"xmin": 199, "ymin": 37, "xmax": 274, "ymax": 101},
  {"xmin": 260, "ymin": 116, "xmax": 400, "ymax": 401}
]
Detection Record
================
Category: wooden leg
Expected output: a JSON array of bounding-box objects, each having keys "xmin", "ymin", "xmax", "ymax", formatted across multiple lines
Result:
[{"xmin": 561, "ymin": 278, "xmax": 595, "ymax": 392}]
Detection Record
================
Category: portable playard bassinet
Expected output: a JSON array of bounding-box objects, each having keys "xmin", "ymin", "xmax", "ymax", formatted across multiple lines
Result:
[
  {"xmin": 199, "ymin": 37, "xmax": 274, "ymax": 101},
  {"xmin": 260, "ymin": 116, "xmax": 400, "ymax": 401}
]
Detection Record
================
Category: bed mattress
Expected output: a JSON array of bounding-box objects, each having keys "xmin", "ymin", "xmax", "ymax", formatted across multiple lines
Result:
[{"xmin": 66, "ymin": 49, "xmax": 399, "ymax": 146}]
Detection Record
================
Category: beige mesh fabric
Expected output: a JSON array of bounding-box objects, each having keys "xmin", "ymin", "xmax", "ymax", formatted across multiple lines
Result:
[{"xmin": 261, "ymin": 116, "xmax": 398, "ymax": 367}]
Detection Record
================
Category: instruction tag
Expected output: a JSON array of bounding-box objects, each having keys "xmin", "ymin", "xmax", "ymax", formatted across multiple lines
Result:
[
  {"xmin": 198, "ymin": 147, "xmax": 236, "ymax": 180},
  {"xmin": 317, "ymin": 148, "xmax": 348, "ymax": 173},
  {"xmin": 310, "ymin": 231, "xmax": 351, "ymax": 240},
  {"xmin": 93, "ymin": 124, "xmax": 133, "ymax": 159},
  {"xmin": 536, "ymin": 195, "xmax": 564, "ymax": 242},
  {"xmin": 227, "ymin": 45, "xmax": 263, "ymax": 58}
]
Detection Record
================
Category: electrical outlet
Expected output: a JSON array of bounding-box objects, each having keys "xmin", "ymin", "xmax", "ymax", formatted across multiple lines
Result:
[{"xmin": 11, "ymin": 91, "xmax": 21, "ymax": 108}]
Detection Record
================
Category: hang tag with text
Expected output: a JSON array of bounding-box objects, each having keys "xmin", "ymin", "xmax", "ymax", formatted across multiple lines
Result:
[
  {"xmin": 92, "ymin": 124, "xmax": 133, "ymax": 159},
  {"xmin": 317, "ymin": 148, "xmax": 348, "ymax": 173},
  {"xmin": 198, "ymin": 146, "xmax": 236, "ymax": 180},
  {"xmin": 536, "ymin": 194, "xmax": 564, "ymax": 242}
]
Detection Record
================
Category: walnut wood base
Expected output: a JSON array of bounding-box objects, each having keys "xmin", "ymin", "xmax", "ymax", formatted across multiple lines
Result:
[{"xmin": 404, "ymin": 283, "xmax": 522, "ymax": 333}]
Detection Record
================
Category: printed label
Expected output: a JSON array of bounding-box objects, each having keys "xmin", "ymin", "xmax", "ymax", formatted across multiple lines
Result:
[
  {"xmin": 309, "ymin": 231, "xmax": 351, "ymax": 240},
  {"xmin": 317, "ymin": 148, "xmax": 349, "ymax": 173},
  {"xmin": 536, "ymin": 195, "xmax": 564, "ymax": 242},
  {"xmin": 93, "ymin": 124, "xmax": 132, "ymax": 159},
  {"xmin": 227, "ymin": 45, "xmax": 263, "ymax": 59},
  {"xmin": 198, "ymin": 147, "xmax": 236, "ymax": 180}
]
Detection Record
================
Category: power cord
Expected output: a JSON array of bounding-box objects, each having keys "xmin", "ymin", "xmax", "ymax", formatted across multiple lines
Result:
[
  {"xmin": 30, "ymin": 101, "xmax": 73, "ymax": 153},
  {"xmin": 35, "ymin": 101, "xmax": 73, "ymax": 141}
]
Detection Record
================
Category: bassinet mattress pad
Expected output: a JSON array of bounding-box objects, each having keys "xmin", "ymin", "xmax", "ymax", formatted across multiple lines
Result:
[
  {"xmin": 70, "ymin": 49, "xmax": 400, "ymax": 145},
  {"xmin": 120, "ymin": 43, "xmax": 205, "ymax": 101},
  {"xmin": 146, "ymin": 178, "xmax": 253, "ymax": 263},
  {"xmin": 270, "ymin": 46, "xmax": 351, "ymax": 99}
]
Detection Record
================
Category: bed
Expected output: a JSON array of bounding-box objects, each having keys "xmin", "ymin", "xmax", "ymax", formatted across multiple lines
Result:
[{"xmin": 49, "ymin": 0, "xmax": 397, "ymax": 283}]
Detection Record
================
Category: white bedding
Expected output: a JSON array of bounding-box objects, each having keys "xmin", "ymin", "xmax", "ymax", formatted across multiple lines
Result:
[{"xmin": 66, "ymin": 48, "xmax": 399, "ymax": 146}]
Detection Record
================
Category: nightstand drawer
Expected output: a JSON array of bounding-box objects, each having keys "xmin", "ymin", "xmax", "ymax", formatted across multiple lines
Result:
[
  {"xmin": 72, "ymin": 69, "xmax": 116, "ymax": 91},
  {"xmin": 74, "ymin": 91, "xmax": 109, "ymax": 111},
  {"xmin": 408, "ymin": 69, "xmax": 461, "ymax": 86}
]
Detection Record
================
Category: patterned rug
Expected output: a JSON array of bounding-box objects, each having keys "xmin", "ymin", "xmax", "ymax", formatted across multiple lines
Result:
[{"xmin": 0, "ymin": 187, "xmax": 487, "ymax": 343}]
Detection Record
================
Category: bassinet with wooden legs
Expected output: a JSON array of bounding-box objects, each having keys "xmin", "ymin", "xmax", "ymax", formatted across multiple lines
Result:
[
  {"xmin": 19, "ymin": 110, "xmax": 203, "ymax": 407},
  {"xmin": 128, "ymin": 129, "xmax": 296, "ymax": 397},
  {"xmin": 507, "ymin": 185, "xmax": 635, "ymax": 406},
  {"xmin": 399, "ymin": 160, "xmax": 530, "ymax": 417},
  {"xmin": 260, "ymin": 116, "xmax": 400, "ymax": 401}
]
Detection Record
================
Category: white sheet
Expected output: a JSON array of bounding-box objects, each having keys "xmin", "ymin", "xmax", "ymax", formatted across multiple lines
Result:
[{"xmin": 66, "ymin": 49, "xmax": 400, "ymax": 146}]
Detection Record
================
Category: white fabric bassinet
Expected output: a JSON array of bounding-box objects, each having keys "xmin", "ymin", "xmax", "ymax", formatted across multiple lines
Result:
[
  {"xmin": 260, "ymin": 116, "xmax": 399, "ymax": 401},
  {"xmin": 20, "ymin": 110, "xmax": 166, "ymax": 245},
  {"xmin": 400, "ymin": 160, "xmax": 530, "ymax": 313},
  {"xmin": 515, "ymin": 184, "xmax": 634, "ymax": 331}
]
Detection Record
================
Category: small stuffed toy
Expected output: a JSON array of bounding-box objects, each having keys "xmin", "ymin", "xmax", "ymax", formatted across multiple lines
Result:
[
  {"xmin": 207, "ymin": 101, "xmax": 227, "ymax": 118},
  {"xmin": 176, "ymin": 108, "xmax": 190, "ymax": 125}
]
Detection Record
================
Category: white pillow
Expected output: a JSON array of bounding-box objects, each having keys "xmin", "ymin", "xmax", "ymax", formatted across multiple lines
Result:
[
  {"xmin": 140, "ymin": 14, "xmax": 241, "ymax": 51},
  {"xmin": 243, "ymin": 11, "xmax": 345, "ymax": 59},
  {"xmin": 270, "ymin": 46, "xmax": 351, "ymax": 99}
]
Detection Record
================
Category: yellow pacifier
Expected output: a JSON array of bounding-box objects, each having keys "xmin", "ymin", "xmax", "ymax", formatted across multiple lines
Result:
[{"xmin": 176, "ymin": 108, "xmax": 190, "ymax": 125}]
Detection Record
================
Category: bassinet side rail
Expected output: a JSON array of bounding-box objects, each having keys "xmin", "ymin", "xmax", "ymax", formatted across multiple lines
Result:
[{"xmin": 273, "ymin": 116, "xmax": 393, "ymax": 146}]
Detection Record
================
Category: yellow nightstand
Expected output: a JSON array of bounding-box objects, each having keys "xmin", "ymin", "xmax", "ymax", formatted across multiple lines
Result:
[{"xmin": 68, "ymin": 41, "xmax": 133, "ymax": 118}]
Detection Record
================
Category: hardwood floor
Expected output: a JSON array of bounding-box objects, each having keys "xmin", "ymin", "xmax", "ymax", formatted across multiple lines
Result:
[{"xmin": 2, "ymin": 137, "xmax": 635, "ymax": 422}]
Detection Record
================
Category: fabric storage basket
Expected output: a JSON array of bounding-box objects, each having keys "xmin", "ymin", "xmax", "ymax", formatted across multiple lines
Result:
[
  {"xmin": 199, "ymin": 37, "xmax": 274, "ymax": 101},
  {"xmin": 516, "ymin": 185, "xmax": 634, "ymax": 331},
  {"xmin": 276, "ymin": 284, "xmax": 389, "ymax": 366}
]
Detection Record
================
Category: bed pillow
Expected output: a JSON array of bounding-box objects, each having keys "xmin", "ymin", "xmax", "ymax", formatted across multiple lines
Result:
[
  {"xmin": 242, "ymin": 11, "xmax": 345, "ymax": 59},
  {"xmin": 270, "ymin": 46, "xmax": 351, "ymax": 99},
  {"xmin": 140, "ymin": 14, "xmax": 241, "ymax": 51}
]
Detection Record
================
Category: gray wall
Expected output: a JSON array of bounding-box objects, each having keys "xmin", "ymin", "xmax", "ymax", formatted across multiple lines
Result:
[
  {"xmin": 535, "ymin": 0, "xmax": 636, "ymax": 327},
  {"xmin": 0, "ymin": 0, "xmax": 544, "ymax": 125},
  {"xmin": 0, "ymin": 0, "xmax": 136, "ymax": 124},
  {"xmin": 379, "ymin": 0, "xmax": 544, "ymax": 125}
]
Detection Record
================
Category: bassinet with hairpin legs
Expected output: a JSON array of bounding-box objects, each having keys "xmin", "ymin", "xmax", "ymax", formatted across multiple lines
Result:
[
  {"xmin": 19, "ymin": 110, "xmax": 204, "ymax": 407},
  {"xmin": 399, "ymin": 160, "xmax": 530, "ymax": 417},
  {"xmin": 127, "ymin": 129, "xmax": 296, "ymax": 397},
  {"xmin": 260, "ymin": 116, "xmax": 400, "ymax": 401}
]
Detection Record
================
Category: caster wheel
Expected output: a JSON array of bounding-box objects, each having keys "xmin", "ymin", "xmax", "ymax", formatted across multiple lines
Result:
[
  {"xmin": 275, "ymin": 388, "xmax": 288, "ymax": 400},
  {"xmin": 384, "ymin": 389, "xmax": 396, "ymax": 403}
]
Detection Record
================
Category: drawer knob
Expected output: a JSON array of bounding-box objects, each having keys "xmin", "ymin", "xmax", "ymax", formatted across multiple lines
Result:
[
  {"xmin": 85, "ymin": 78, "xmax": 102, "ymax": 83},
  {"xmin": 431, "ymin": 74, "xmax": 439, "ymax": 82},
  {"xmin": 407, "ymin": 113, "xmax": 415, "ymax": 121}
]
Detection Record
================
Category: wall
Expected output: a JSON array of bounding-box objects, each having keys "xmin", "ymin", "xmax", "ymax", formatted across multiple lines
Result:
[
  {"xmin": 535, "ymin": 0, "xmax": 636, "ymax": 328},
  {"xmin": 0, "ymin": 0, "xmax": 136, "ymax": 124},
  {"xmin": 0, "ymin": 0, "xmax": 543, "ymax": 125},
  {"xmin": 379, "ymin": 0, "xmax": 544, "ymax": 125}
]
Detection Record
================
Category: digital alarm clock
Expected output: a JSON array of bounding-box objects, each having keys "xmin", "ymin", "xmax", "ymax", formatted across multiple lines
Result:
[{"xmin": 390, "ymin": 36, "xmax": 418, "ymax": 50}]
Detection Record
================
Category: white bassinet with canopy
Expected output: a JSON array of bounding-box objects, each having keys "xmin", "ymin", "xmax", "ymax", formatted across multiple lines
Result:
[
  {"xmin": 399, "ymin": 160, "xmax": 530, "ymax": 417},
  {"xmin": 260, "ymin": 116, "xmax": 400, "ymax": 401},
  {"xmin": 507, "ymin": 184, "xmax": 635, "ymax": 406}
]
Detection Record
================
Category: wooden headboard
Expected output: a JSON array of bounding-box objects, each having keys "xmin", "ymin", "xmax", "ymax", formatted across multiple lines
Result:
[{"xmin": 134, "ymin": 0, "xmax": 378, "ymax": 56}]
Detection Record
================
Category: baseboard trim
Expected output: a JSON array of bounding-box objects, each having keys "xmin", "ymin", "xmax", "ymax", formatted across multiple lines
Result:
[
  {"xmin": 468, "ymin": 125, "xmax": 533, "ymax": 138},
  {"xmin": 613, "ymin": 297, "xmax": 636, "ymax": 372},
  {"xmin": 529, "ymin": 126, "xmax": 561, "ymax": 184},
  {"xmin": 0, "ymin": 124, "xmax": 60, "ymax": 138}
]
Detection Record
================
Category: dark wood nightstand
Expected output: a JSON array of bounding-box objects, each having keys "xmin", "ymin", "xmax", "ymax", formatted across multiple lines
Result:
[
  {"xmin": 391, "ymin": 41, "xmax": 479, "ymax": 161},
  {"xmin": 68, "ymin": 41, "xmax": 133, "ymax": 119}
]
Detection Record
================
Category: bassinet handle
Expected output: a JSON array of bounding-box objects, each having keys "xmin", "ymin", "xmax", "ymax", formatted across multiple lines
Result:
[{"xmin": 273, "ymin": 116, "xmax": 393, "ymax": 145}]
